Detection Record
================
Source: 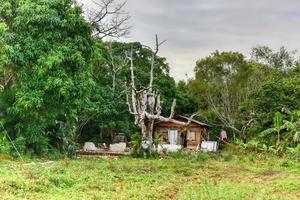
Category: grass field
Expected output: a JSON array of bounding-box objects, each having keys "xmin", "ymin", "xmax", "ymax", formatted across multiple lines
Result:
[{"xmin": 0, "ymin": 151, "xmax": 300, "ymax": 200}]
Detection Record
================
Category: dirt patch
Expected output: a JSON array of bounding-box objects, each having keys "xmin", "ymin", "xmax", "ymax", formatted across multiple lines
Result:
[
  {"xmin": 250, "ymin": 170, "xmax": 286, "ymax": 183},
  {"xmin": 157, "ymin": 173, "xmax": 201, "ymax": 199}
]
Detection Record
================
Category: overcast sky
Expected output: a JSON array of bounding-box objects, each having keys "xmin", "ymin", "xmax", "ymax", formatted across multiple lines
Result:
[{"xmin": 79, "ymin": 0, "xmax": 300, "ymax": 81}]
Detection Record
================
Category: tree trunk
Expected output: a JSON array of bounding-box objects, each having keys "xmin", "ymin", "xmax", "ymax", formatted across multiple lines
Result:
[
  {"xmin": 276, "ymin": 131, "xmax": 280, "ymax": 147},
  {"xmin": 109, "ymin": 128, "xmax": 113, "ymax": 144},
  {"xmin": 125, "ymin": 35, "xmax": 194, "ymax": 156},
  {"xmin": 112, "ymin": 72, "xmax": 116, "ymax": 91}
]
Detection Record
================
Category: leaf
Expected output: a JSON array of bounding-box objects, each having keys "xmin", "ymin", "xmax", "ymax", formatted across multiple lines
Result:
[
  {"xmin": 273, "ymin": 112, "xmax": 283, "ymax": 130},
  {"xmin": 248, "ymin": 140, "xmax": 259, "ymax": 146},
  {"xmin": 294, "ymin": 131, "xmax": 300, "ymax": 143},
  {"xmin": 259, "ymin": 128, "xmax": 275, "ymax": 137},
  {"xmin": 283, "ymin": 120, "xmax": 297, "ymax": 132},
  {"xmin": 258, "ymin": 144, "xmax": 268, "ymax": 151}
]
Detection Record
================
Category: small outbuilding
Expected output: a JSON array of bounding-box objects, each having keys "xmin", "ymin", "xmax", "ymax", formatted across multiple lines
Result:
[{"xmin": 155, "ymin": 115, "xmax": 211, "ymax": 150}]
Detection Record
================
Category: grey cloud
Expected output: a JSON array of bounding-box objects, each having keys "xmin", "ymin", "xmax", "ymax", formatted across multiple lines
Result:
[{"xmin": 79, "ymin": 0, "xmax": 300, "ymax": 80}]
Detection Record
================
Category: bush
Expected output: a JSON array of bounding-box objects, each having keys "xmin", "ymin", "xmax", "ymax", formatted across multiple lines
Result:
[
  {"xmin": 129, "ymin": 132, "xmax": 143, "ymax": 157},
  {"xmin": 286, "ymin": 144, "xmax": 300, "ymax": 160}
]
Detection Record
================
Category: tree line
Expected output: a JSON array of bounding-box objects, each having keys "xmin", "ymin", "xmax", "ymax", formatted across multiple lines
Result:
[
  {"xmin": 185, "ymin": 47, "xmax": 300, "ymax": 152},
  {"xmin": 0, "ymin": 0, "xmax": 299, "ymax": 157}
]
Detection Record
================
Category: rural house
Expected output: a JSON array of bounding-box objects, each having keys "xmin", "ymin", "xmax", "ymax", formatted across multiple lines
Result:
[{"xmin": 155, "ymin": 115, "xmax": 210, "ymax": 150}]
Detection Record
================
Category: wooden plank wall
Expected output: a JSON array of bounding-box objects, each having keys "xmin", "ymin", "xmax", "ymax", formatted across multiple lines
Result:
[{"xmin": 156, "ymin": 126, "xmax": 202, "ymax": 149}]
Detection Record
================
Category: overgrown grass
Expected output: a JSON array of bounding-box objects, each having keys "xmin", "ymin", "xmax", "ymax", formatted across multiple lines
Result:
[{"xmin": 0, "ymin": 151, "xmax": 300, "ymax": 199}]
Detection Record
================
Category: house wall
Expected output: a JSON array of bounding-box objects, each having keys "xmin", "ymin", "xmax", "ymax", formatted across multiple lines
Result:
[
  {"xmin": 155, "ymin": 123, "xmax": 202, "ymax": 149},
  {"xmin": 155, "ymin": 126, "xmax": 181, "ymax": 144},
  {"xmin": 186, "ymin": 127, "xmax": 202, "ymax": 150}
]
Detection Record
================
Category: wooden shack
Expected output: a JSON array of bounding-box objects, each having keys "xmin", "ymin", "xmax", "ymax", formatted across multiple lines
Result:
[{"xmin": 155, "ymin": 115, "xmax": 210, "ymax": 150}]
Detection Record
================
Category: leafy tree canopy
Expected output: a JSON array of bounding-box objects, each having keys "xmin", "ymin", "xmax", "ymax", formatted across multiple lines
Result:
[{"xmin": 0, "ymin": 0, "xmax": 94, "ymax": 154}]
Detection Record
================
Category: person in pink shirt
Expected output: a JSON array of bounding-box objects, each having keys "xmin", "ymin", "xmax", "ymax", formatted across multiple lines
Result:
[{"xmin": 220, "ymin": 129, "xmax": 227, "ymax": 140}]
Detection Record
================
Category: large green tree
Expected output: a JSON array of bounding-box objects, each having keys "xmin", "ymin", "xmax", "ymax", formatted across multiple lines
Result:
[
  {"xmin": 0, "ymin": 0, "xmax": 94, "ymax": 154},
  {"xmin": 240, "ymin": 47, "xmax": 300, "ymax": 138},
  {"xmin": 188, "ymin": 51, "xmax": 263, "ymax": 139},
  {"xmin": 240, "ymin": 67, "xmax": 300, "ymax": 136},
  {"xmin": 188, "ymin": 47, "xmax": 300, "ymax": 144}
]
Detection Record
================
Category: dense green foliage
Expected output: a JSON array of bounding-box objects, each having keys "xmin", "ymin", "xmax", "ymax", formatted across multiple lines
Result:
[
  {"xmin": 0, "ymin": 0, "xmax": 298, "ymax": 157},
  {"xmin": 187, "ymin": 47, "xmax": 300, "ymax": 152},
  {"xmin": 188, "ymin": 51, "xmax": 263, "ymax": 136},
  {"xmin": 78, "ymin": 40, "xmax": 187, "ymax": 145},
  {"xmin": 0, "ymin": 1, "xmax": 300, "ymax": 200},
  {"xmin": 0, "ymin": 0, "xmax": 94, "ymax": 155},
  {"xmin": 0, "ymin": 0, "xmax": 186, "ymax": 156}
]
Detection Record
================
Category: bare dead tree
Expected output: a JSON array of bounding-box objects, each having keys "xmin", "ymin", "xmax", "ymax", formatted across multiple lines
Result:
[
  {"xmin": 85, "ymin": 0, "xmax": 131, "ymax": 39},
  {"xmin": 106, "ymin": 42, "xmax": 128, "ymax": 90},
  {"xmin": 125, "ymin": 35, "xmax": 194, "ymax": 153}
]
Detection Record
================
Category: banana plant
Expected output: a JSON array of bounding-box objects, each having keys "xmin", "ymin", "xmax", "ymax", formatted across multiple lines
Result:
[
  {"xmin": 259, "ymin": 112, "xmax": 284, "ymax": 147},
  {"xmin": 284, "ymin": 120, "xmax": 300, "ymax": 143},
  {"xmin": 259, "ymin": 112, "xmax": 286, "ymax": 147},
  {"xmin": 292, "ymin": 110, "xmax": 300, "ymax": 143},
  {"xmin": 294, "ymin": 132, "xmax": 300, "ymax": 143},
  {"xmin": 260, "ymin": 111, "xmax": 300, "ymax": 147}
]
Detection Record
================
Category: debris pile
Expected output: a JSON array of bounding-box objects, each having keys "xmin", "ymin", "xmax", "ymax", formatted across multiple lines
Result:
[{"xmin": 77, "ymin": 142, "xmax": 129, "ymax": 156}]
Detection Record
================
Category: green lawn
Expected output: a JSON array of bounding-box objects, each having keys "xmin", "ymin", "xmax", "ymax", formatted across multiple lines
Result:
[{"xmin": 0, "ymin": 152, "xmax": 300, "ymax": 200}]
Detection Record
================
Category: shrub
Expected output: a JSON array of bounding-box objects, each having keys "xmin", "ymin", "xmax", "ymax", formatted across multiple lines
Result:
[
  {"xmin": 129, "ymin": 132, "xmax": 143, "ymax": 157},
  {"xmin": 286, "ymin": 144, "xmax": 300, "ymax": 160}
]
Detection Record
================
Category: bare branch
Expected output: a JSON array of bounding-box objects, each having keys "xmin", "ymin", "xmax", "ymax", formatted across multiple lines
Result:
[
  {"xmin": 106, "ymin": 42, "xmax": 128, "ymax": 90},
  {"xmin": 125, "ymin": 92, "xmax": 137, "ymax": 115},
  {"xmin": 125, "ymin": 35, "xmax": 185, "ymax": 152},
  {"xmin": 168, "ymin": 99, "xmax": 176, "ymax": 119},
  {"xmin": 85, "ymin": 0, "xmax": 131, "ymax": 39},
  {"xmin": 157, "ymin": 114, "xmax": 197, "ymax": 126},
  {"xmin": 125, "ymin": 48, "xmax": 138, "ymax": 117},
  {"xmin": 149, "ymin": 34, "xmax": 166, "ymax": 90}
]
